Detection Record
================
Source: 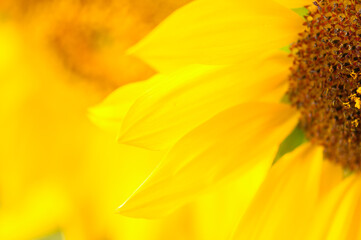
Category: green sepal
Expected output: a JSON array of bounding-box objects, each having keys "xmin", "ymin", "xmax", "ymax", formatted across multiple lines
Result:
[{"xmin": 273, "ymin": 125, "xmax": 308, "ymax": 164}]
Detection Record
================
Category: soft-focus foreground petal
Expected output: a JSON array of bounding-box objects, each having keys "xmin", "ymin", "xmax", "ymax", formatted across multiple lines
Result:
[
  {"xmin": 0, "ymin": 49, "xmax": 199, "ymax": 239},
  {"xmin": 113, "ymin": 53, "xmax": 291, "ymax": 150},
  {"xmin": 0, "ymin": 183, "xmax": 70, "ymax": 240},
  {"xmin": 117, "ymin": 102, "xmax": 299, "ymax": 218},
  {"xmin": 304, "ymin": 174, "xmax": 361, "ymax": 240},
  {"xmin": 128, "ymin": 0, "xmax": 304, "ymax": 72},
  {"xmin": 0, "ymin": 13, "xmax": 207, "ymax": 240},
  {"xmin": 232, "ymin": 143, "xmax": 323, "ymax": 240}
]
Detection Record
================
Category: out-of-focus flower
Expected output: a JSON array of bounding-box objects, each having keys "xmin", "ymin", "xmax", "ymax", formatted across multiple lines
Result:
[
  {"xmin": 0, "ymin": 0, "xmax": 192, "ymax": 91},
  {"xmin": 92, "ymin": 0, "xmax": 361, "ymax": 239},
  {"xmin": 0, "ymin": 1, "xmax": 248, "ymax": 239}
]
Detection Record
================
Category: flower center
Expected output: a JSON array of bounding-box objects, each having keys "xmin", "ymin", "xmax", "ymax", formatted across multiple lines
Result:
[{"xmin": 288, "ymin": 0, "xmax": 361, "ymax": 170}]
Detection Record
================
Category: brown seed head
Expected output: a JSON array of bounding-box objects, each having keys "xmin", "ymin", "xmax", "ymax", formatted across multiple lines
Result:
[{"xmin": 289, "ymin": 0, "xmax": 361, "ymax": 170}]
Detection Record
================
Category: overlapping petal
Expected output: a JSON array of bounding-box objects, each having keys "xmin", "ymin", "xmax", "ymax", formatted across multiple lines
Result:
[
  {"xmin": 117, "ymin": 102, "xmax": 299, "ymax": 218},
  {"xmin": 274, "ymin": 0, "xmax": 312, "ymax": 9},
  {"xmin": 88, "ymin": 75, "xmax": 163, "ymax": 134},
  {"xmin": 113, "ymin": 53, "xmax": 291, "ymax": 150},
  {"xmin": 128, "ymin": 0, "xmax": 304, "ymax": 72},
  {"xmin": 232, "ymin": 143, "xmax": 324, "ymax": 240},
  {"xmin": 319, "ymin": 160, "xmax": 344, "ymax": 198},
  {"xmin": 304, "ymin": 174, "xmax": 361, "ymax": 240}
]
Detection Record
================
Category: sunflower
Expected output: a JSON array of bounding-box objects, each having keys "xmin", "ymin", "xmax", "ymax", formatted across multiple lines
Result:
[{"xmin": 91, "ymin": 0, "xmax": 361, "ymax": 239}]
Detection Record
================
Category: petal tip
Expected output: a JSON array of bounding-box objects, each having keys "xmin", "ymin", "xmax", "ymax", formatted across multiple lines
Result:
[
  {"xmin": 126, "ymin": 42, "xmax": 141, "ymax": 57},
  {"xmin": 116, "ymin": 133, "xmax": 134, "ymax": 147},
  {"xmin": 115, "ymin": 202, "xmax": 126, "ymax": 214},
  {"xmin": 87, "ymin": 105, "xmax": 105, "ymax": 126}
]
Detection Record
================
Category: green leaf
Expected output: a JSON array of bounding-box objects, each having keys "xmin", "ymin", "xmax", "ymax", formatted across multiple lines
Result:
[
  {"xmin": 292, "ymin": 7, "xmax": 309, "ymax": 19},
  {"xmin": 273, "ymin": 125, "xmax": 308, "ymax": 164},
  {"xmin": 35, "ymin": 232, "xmax": 63, "ymax": 240},
  {"xmin": 343, "ymin": 168, "xmax": 353, "ymax": 178},
  {"xmin": 280, "ymin": 93, "xmax": 290, "ymax": 104},
  {"xmin": 280, "ymin": 45, "xmax": 291, "ymax": 53}
]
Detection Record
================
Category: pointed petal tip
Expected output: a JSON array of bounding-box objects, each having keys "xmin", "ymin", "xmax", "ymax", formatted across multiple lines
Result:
[
  {"xmin": 125, "ymin": 44, "xmax": 137, "ymax": 56},
  {"xmin": 116, "ymin": 133, "xmax": 125, "ymax": 144},
  {"xmin": 87, "ymin": 104, "xmax": 123, "ymax": 134},
  {"xmin": 116, "ymin": 128, "xmax": 169, "ymax": 151},
  {"xmin": 115, "ymin": 194, "xmax": 143, "ymax": 217},
  {"xmin": 116, "ymin": 134, "xmax": 148, "ymax": 150},
  {"xmin": 87, "ymin": 105, "xmax": 100, "ymax": 117},
  {"xmin": 115, "ymin": 200, "xmax": 160, "ymax": 219},
  {"xmin": 87, "ymin": 105, "xmax": 107, "ymax": 122},
  {"xmin": 115, "ymin": 205, "xmax": 139, "ymax": 218},
  {"xmin": 115, "ymin": 202, "xmax": 126, "ymax": 214},
  {"xmin": 87, "ymin": 105, "xmax": 106, "ymax": 127},
  {"xmin": 115, "ymin": 138, "xmax": 142, "ymax": 151},
  {"xmin": 126, "ymin": 40, "xmax": 145, "ymax": 58}
]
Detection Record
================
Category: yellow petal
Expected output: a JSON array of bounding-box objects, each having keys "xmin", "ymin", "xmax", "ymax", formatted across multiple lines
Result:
[
  {"xmin": 0, "ymin": 23, "xmax": 20, "ymax": 71},
  {"xmin": 120, "ymin": 53, "xmax": 291, "ymax": 150},
  {"xmin": 232, "ymin": 143, "xmax": 324, "ymax": 240},
  {"xmin": 129, "ymin": 0, "xmax": 304, "ymax": 72},
  {"xmin": 274, "ymin": 0, "xmax": 312, "ymax": 9},
  {"xmin": 346, "ymin": 179, "xmax": 361, "ymax": 240},
  {"xmin": 0, "ymin": 184, "xmax": 70, "ymax": 240},
  {"xmin": 194, "ymin": 160, "xmax": 272, "ymax": 240},
  {"xmin": 117, "ymin": 102, "xmax": 299, "ymax": 218},
  {"xmin": 88, "ymin": 75, "xmax": 163, "ymax": 134},
  {"xmin": 319, "ymin": 160, "xmax": 344, "ymax": 198},
  {"xmin": 305, "ymin": 175, "xmax": 361, "ymax": 240}
]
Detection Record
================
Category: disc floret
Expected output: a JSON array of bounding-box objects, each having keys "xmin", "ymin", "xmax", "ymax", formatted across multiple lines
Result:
[{"xmin": 289, "ymin": 0, "xmax": 361, "ymax": 170}]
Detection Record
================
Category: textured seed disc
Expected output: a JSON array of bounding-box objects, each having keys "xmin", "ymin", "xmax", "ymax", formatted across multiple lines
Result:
[{"xmin": 289, "ymin": 0, "xmax": 361, "ymax": 170}]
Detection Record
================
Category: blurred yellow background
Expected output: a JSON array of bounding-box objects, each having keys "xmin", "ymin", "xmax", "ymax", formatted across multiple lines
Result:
[{"xmin": 0, "ymin": 1, "xmax": 261, "ymax": 239}]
